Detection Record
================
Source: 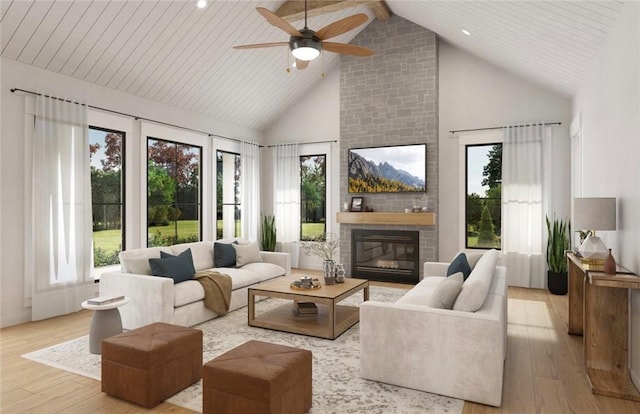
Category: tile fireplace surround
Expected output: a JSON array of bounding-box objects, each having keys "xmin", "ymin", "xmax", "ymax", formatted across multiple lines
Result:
[{"xmin": 338, "ymin": 17, "xmax": 439, "ymax": 280}]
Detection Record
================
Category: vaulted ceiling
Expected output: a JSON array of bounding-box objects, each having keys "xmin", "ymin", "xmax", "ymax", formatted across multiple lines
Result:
[{"xmin": 0, "ymin": 1, "xmax": 625, "ymax": 132}]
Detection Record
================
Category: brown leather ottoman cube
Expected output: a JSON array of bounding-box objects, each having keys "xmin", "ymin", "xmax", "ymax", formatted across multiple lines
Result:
[
  {"xmin": 101, "ymin": 322, "xmax": 202, "ymax": 408},
  {"xmin": 203, "ymin": 340, "xmax": 312, "ymax": 414}
]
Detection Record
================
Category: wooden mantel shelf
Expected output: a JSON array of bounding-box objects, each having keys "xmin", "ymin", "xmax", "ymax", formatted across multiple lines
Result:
[{"xmin": 336, "ymin": 212, "xmax": 436, "ymax": 226}]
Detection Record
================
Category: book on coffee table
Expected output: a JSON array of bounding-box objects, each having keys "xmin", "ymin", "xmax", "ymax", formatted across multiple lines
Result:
[
  {"xmin": 296, "ymin": 302, "xmax": 317, "ymax": 313},
  {"xmin": 87, "ymin": 295, "xmax": 125, "ymax": 305}
]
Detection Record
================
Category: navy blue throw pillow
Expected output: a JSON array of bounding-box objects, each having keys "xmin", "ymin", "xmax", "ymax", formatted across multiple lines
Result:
[
  {"xmin": 447, "ymin": 253, "xmax": 472, "ymax": 281},
  {"xmin": 214, "ymin": 242, "xmax": 237, "ymax": 268},
  {"xmin": 148, "ymin": 248, "xmax": 195, "ymax": 284}
]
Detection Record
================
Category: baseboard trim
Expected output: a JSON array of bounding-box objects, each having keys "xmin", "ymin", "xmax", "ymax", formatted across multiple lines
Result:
[{"xmin": 631, "ymin": 367, "xmax": 640, "ymax": 392}]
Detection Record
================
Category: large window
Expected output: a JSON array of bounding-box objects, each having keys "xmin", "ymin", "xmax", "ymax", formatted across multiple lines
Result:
[
  {"xmin": 300, "ymin": 154, "xmax": 326, "ymax": 241},
  {"xmin": 216, "ymin": 150, "xmax": 241, "ymax": 239},
  {"xmin": 89, "ymin": 126, "xmax": 125, "ymax": 266},
  {"xmin": 465, "ymin": 143, "xmax": 501, "ymax": 249},
  {"xmin": 147, "ymin": 138, "xmax": 201, "ymax": 246}
]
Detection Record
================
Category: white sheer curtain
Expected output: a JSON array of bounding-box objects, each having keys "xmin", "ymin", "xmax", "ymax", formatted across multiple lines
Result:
[
  {"xmin": 26, "ymin": 95, "xmax": 95, "ymax": 320},
  {"xmin": 501, "ymin": 123, "xmax": 550, "ymax": 288},
  {"xmin": 240, "ymin": 141, "xmax": 260, "ymax": 241},
  {"xmin": 274, "ymin": 144, "xmax": 300, "ymax": 265}
]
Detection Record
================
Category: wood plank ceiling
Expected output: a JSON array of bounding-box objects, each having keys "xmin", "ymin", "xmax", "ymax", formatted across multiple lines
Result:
[{"xmin": 0, "ymin": 1, "xmax": 625, "ymax": 133}]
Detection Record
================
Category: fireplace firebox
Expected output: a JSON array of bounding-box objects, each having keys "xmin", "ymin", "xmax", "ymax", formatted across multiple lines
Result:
[{"xmin": 351, "ymin": 229, "xmax": 419, "ymax": 284}]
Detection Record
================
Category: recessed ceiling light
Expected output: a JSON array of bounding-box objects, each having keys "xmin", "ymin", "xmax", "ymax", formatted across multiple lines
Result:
[
  {"xmin": 196, "ymin": 0, "xmax": 207, "ymax": 9},
  {"xmin": 462, "ymin": 29, "xmax": 471, "ymax": 36}
]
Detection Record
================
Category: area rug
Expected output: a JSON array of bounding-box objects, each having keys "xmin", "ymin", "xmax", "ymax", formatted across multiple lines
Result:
[{"xmin": 23, "ymin": 286, "xmax": 463, "ymax": 414}]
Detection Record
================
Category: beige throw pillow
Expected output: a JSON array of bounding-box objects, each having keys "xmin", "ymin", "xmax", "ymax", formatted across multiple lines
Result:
[
  {"xmin": 427, "ymin": 272, "xmax": 464, "ymax": 309},
  {"xmin": 233, "ymin": 242, "xmax": 262, "ymax": 267}
]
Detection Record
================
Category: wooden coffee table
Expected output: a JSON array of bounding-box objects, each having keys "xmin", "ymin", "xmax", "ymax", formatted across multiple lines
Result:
[{"xmin": 248, "ymin": 277, "xmax": 369, "ymax": 340}]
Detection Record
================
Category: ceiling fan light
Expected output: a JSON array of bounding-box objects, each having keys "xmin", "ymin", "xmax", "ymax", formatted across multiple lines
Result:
[
  {"xmin": 290, "ymin": 37, "xmax": 321, "ymax": 61},
  {"xmin": 292, "ymin": 46, "xmax": 320, "ymax": 61}
]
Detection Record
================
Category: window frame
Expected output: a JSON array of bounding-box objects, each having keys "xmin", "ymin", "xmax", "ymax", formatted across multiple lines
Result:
[
  {"xmin": 89, "ymin": 125, "xmax": 126, "ymax": 266},
  {"xmin": 146, "ymin": 136, "xmax": 203, "ymax": 247},
  {"xmin": 458, "ymin": 131, "xmax": 503, "ymax": 251},
  {"xmin": 299, "ymin": 153, "xmax": 327, "ymax": 241},
  {"xmin": 216, "ymin": 149, "xmax": 242, "ymax": 239}
]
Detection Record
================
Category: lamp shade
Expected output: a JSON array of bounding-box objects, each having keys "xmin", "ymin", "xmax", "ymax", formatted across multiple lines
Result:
[{"xmin": 573, "ymin": 197, "xmax": 616, "ymax": 231}]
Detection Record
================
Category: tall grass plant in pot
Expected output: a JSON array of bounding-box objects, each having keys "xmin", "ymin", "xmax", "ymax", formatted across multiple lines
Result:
[
  {"xmin": 260, "ymin": 214, "xmax": 276, "ymax": 252},
  {"xmin": 546, "ymin": 215, "xmax": 570, "ymax": 295}
]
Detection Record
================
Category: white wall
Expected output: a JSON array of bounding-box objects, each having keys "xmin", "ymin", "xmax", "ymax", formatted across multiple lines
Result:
[
  {"xmin": 0, "ymin": 58, "xmax": 261, "ymax": 327},
  {"xmin": 263, "ymin": 69, "xmax": 340, "ymax": 146},
  {"xmin": 571, "ymin": 2, "xmax": 640, "ymax": 387},
  {"xmin": 261, "ymin": 68, "xmax": 340, "ymax": 214},
  {"xmin": 438, "ymin": 40, "xmax": 572, "ymax": 262},
  {"xmin": 261, "ymin": 69, "xmax": 341, "ymax": 269}
]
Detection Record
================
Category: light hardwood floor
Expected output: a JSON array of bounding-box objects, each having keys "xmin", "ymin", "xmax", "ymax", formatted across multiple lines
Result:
[{"xmin": 2, "ymin": 280, "xmax": 640, "ymax": 413}]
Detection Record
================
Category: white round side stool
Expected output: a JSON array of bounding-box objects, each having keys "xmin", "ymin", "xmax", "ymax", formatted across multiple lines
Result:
[{"xmin": 81, "ymin": 297, "xmax": 130, "ymax": 354}]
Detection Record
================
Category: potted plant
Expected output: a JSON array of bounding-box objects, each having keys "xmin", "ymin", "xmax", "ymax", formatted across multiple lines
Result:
[
  {"xmin": 300, "ymin": 233, "xmax": 340, "ymax": 284},
  {"xmin": 546, "ymin": 215, "xmax": 570, "ymax": 295},
  {"xmin": 260, "ymin": 213, "xmax": 276, "ymax": 252}
]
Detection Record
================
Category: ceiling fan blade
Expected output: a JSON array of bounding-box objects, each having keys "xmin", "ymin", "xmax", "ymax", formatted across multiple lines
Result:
[
  {"xmin": 233, "ymin": 42, "xmax": 289, "ymax": 50},
  {"xmin": 322, "ymin": 42, "xmax": 374, "ymax": 57},
  {"xmin": 256, "ymin": 7, "xmax": 301, "ymax": 37},
  {"xmin": 296, "ymin": 59, "xmax": 309, "ymax": 70},
  {"xmin": 315, "ymin": 13, "xmax": 368, "ymax": 41}
]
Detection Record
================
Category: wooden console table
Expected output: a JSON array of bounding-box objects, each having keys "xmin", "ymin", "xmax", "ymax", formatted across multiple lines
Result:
[{"xmin": 566, "ymin": 252, "xmax": 640, "ymax": 401}]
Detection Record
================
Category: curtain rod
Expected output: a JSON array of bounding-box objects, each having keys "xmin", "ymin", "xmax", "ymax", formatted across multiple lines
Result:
[
  {"xmin": 449, "ymin": 122, "xmax": 561, "ymax": 134},
  {"xmin": 10, "ymin": 87, "xmax": 261, "ymax": 147},
  {"xmin": 266, "ymin": 139, "xmax": 337, "ymax": 148}
]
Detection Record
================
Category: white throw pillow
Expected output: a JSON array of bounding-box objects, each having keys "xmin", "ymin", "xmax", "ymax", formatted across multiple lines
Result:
[
  {"xmin": 427, "ymin": 272, "xmax": 464, "ymax": 309},
  {"xmin": 453, "ymin": 249, "xmax": 499, "ymax": 312},
  {"xmin": 171, "ymin": 241, "xmax": 214, "ymax": 271},
  {"xmin": 233, "ymin": 242, "xmax": 262, "ymax": 267},
  {"xmin": 466, "ymin": 252, "xmax": 483, "ymax": 270},
  {"xmin": 119, "ymin": 247, "xmax": 170, "ymax": 275}
]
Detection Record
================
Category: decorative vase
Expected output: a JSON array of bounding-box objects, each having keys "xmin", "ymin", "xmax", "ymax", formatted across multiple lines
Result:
[
  {"xmin": 335, "ymin": 264, "xmax": 346, "ymax": 283},
  {"xmin": 547, "ymin": 271, "xmax": 568, "ymax": 295},
  {"xmin": 604, "ymin": 248, "xmax": 616, "ymax": 274},
  {"xmin": 323, "ymin": 260, "xmax": 336, "ymax": 285}
]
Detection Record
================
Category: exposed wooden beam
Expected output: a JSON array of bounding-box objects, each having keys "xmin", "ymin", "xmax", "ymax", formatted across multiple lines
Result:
[
  {"xmin": 275, "ymin": 0, "xmax": 392, "ymax": 23},
  {"xmin": 368, "ymin": 1, "xmax": 391, "ymax": 21}
]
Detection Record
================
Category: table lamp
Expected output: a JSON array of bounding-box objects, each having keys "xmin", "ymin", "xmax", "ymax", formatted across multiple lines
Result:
[{"xmin": 573, "ymin": 197, "xmax": 616, "ymax": 263}]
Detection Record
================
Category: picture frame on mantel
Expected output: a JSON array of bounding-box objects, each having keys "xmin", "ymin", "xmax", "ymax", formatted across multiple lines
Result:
[{"xmin": 350, "ymin": 197, "xmax": 364, "ymax": 212}]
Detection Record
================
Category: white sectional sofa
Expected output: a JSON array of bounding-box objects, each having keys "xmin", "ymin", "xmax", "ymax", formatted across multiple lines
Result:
[
  {"xmin": 360, "ymin": 249, "xmax": 507, "ymax": 407},
  {"xmin": 100, "ymin": 240, "xmax": 290, "ymax": 330}
]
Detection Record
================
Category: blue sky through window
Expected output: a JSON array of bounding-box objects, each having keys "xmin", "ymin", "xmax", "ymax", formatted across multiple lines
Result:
[
  {"xmin": 89, "ymin": 128, "xmax": 107, "ymax": 169},
  {"xmin": 467, "ymin": 146, "xmax": 491, "ymax": 196}
]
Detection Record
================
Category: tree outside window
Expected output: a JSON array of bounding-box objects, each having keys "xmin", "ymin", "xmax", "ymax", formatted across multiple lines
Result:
[
  {"xmin": 300, "ymin": 154, "xmax": 326, "ymax": 241},
  {"xmin": 147, "ymin": 138, "xmax": 201, "ymax": 246},
  {"xmin": 466, "ymin": 144, "xmax": 501, "ymax": 249},
  {"xmin": 89, "ymin": 127, "xmax": 125, "ymax": 266}
]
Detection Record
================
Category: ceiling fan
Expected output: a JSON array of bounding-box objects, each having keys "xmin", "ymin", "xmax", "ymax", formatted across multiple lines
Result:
[{"xmin": 233, "ymin": 0, "xmax": 374, "ymax": 70}]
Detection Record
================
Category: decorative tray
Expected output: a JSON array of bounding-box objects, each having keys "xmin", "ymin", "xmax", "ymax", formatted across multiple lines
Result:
[{"xmin": 290, "ymin": 279, "xmax": 322, "ymax": 290}]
